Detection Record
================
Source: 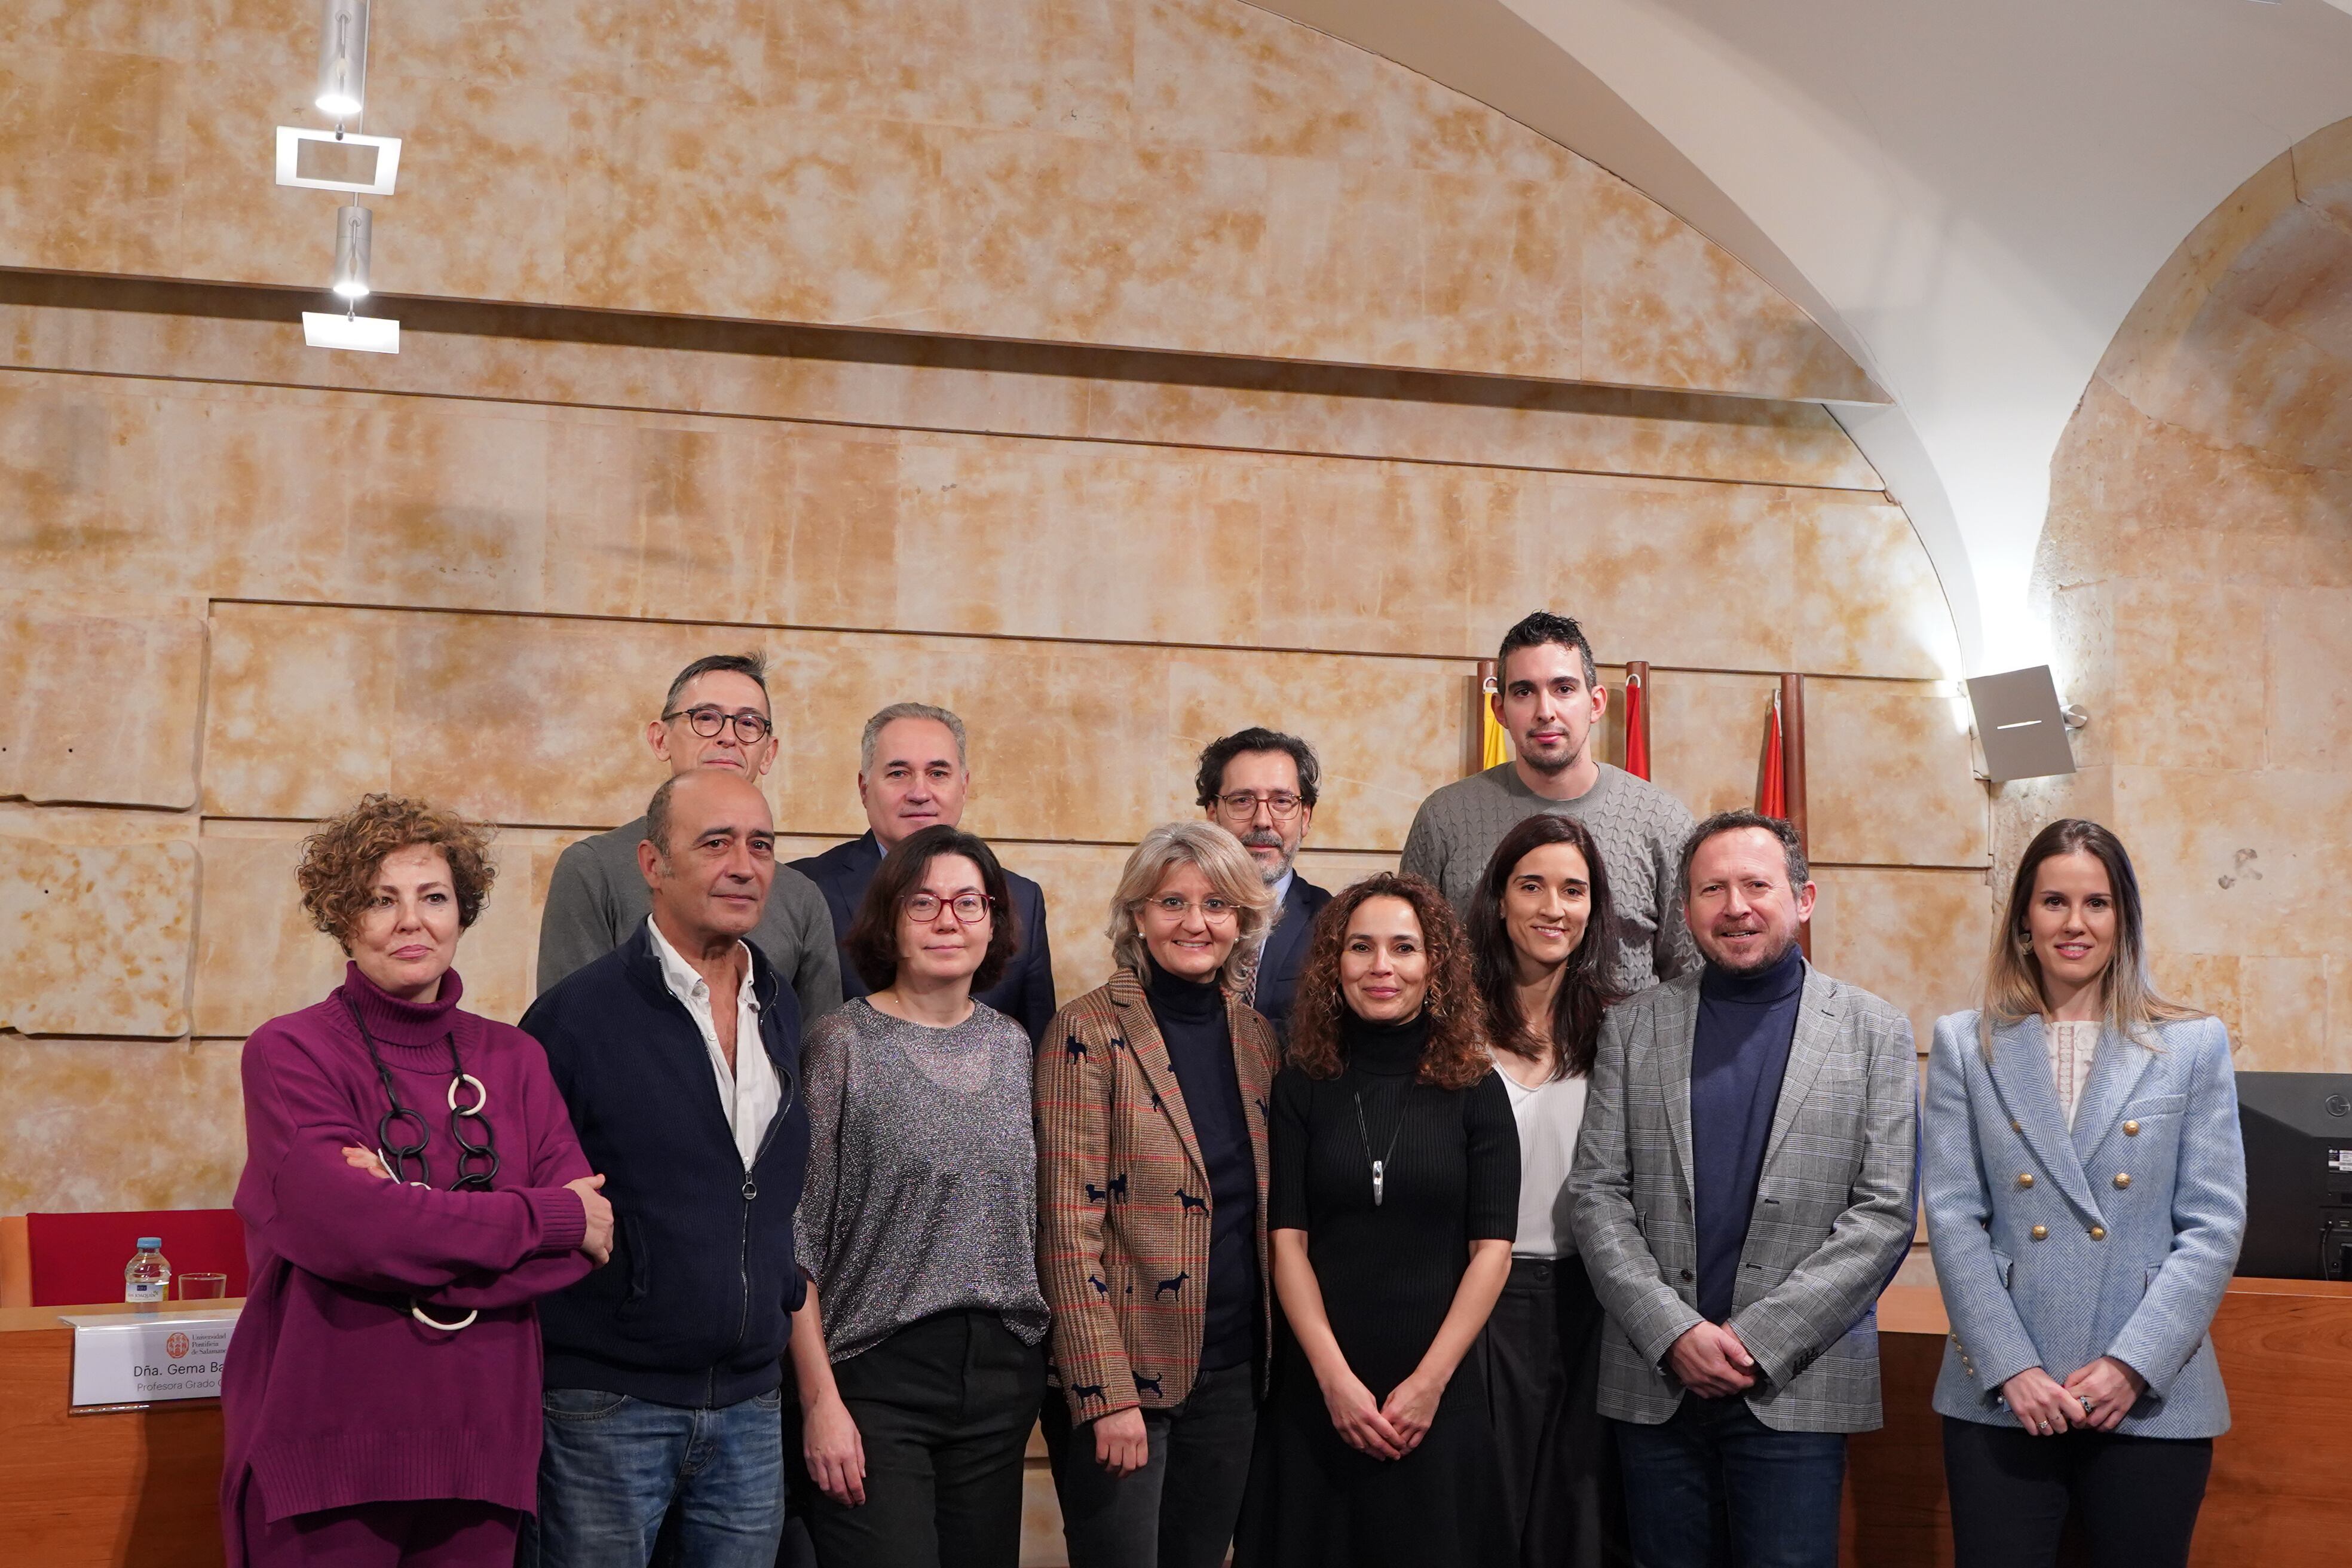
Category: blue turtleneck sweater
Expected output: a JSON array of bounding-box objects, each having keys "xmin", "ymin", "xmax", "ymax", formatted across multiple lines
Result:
[{"xmin": 1689, "ymin": 944, "xmax": 1806, "ymax": 1327}]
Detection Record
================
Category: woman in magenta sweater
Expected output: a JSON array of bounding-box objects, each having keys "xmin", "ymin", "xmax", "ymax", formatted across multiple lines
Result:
[{"xmin": 221, "ymin": 795, "xmax": 614, "ymax": 1568}]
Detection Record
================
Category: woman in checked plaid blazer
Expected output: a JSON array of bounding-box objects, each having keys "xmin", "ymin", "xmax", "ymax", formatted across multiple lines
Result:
[
  {"xmin": 1034, "ymin": 822, "xmax": 1280, "ymax": 1568},
  {"xmin": 1925, "ymin": 819, "xmax": 2245, "ymax": 1568}
]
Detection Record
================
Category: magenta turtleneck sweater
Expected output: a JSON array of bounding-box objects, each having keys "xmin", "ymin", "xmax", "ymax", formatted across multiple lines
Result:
[{"xmin": 220, "ymin": 963, "xmax": 592, "ymax": 1555}]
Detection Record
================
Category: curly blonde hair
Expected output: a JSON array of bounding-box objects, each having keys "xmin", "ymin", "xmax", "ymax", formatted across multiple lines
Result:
[{"xmin": 298, "ymin": 794, "xmax": 497, "ymax": 952}]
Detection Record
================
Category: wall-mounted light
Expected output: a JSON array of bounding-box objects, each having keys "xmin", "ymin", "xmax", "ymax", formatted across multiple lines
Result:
[
  {"xmin": 330, "ymin": 205, "xmax": 372, "ymax": 299},
  {"xmin": 1964, "ymin": 665, "xmax": 2080, "ymax": 782},
  {"xmin": 315, "ymin": 0, "xmax": 370, "ymax": 118}
]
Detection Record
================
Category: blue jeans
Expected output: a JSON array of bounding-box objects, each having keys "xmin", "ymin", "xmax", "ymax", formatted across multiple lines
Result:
[
  {"xmin": 1611, "ymin": 1398, "xmax": 1845, "ymax": 1568},
  {"xmin": 527, "ymin": 1386, "xmax": 785, "ymax": 1568}
]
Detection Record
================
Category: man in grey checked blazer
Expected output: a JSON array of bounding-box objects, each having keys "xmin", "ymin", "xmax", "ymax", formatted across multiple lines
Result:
[{"xmin": 1569, "ymin": 811, "xmax": 1917, "ymax": 1568}]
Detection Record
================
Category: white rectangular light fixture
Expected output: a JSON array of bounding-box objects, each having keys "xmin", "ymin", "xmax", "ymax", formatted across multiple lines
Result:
[
  {"xmin": 302, "ymin": 312, "xmax": 400, "ymax": 353},
  {"xmin": 275, "ymin": 126, "xmax": 402, "ymax": 194}
]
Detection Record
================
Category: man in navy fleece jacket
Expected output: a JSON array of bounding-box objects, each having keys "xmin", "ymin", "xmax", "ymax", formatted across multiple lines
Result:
[{"xmin": 523, "ymin": 770, "xmax": 811, "ymax": 1568}]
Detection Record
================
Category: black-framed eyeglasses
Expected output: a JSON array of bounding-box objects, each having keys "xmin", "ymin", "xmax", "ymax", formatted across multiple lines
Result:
[
  {"xmin": 663, "ymin": 705, "xmax": 773, "ymax": 743},
  {"xmin": 904, "ymin": 892, "xmax": 993, "ymax": 924},
  {"xmin": 1215, "ymin": 790, "xmax": 1303, "ymax": 822}
]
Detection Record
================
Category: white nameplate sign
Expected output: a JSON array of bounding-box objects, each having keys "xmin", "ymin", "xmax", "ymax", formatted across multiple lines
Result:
[{"xmin": 62, "ymin": 1309, "xmax": 241, "ymax": 1409}]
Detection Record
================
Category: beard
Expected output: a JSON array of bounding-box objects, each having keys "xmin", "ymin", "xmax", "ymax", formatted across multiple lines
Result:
[
  {"xmin": 1517, "ymin": 730, "xmax": 1582, "ymax": 776},
  {"xmin": 1242, "ymin": 830, "xmax": 1294, "ymax": 883}
]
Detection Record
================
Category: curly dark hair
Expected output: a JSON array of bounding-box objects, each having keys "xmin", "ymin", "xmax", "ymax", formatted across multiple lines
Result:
[
  {"xmin": 1288, "ymin": 873, "xmax": 1489, "ymax": 1091},
  {"xmin": 843, "ymin": 824, "xmax": 1019, "ymax": 994},
  {"xmin": 298, "ymin": 794, "xmax": 497, "ymax": 952},
  {"xmin": 1468, "ymin": 814, "xmax": 1624, "ymax": 1081}
]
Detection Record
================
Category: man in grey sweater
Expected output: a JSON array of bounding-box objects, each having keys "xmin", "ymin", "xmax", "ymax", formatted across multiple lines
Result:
[
  {"xmin": 536, "ymin": 652, "xmax": 844, "ymax": 1016},
  {"xmin": 1401, "ymin": 611, "xmax": 1699, "ymax": 993}
]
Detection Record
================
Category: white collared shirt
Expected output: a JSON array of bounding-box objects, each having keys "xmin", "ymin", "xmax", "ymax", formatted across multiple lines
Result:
[{"xmin": 647, "ymin": 916, "xmax": 780, "ymax": 1169}]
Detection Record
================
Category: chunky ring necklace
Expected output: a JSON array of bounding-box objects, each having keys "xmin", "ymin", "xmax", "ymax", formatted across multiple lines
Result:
[{"xmin": 340, "ymin": 992, "xmax": 503, "ymax": 1331}]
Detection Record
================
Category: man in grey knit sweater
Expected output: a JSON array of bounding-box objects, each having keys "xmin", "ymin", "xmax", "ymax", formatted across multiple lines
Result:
[
  {"xmin": 1402, "ymin": 612, "xmax": 1699, "ymax": 993},
  {"xmin": 536, "ymin": 652, "xmax": 843, "ymax": 1016}
]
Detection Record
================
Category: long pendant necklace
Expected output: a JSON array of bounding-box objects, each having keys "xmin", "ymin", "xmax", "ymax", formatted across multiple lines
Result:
[{"xmin": 1352, "ymin": 1089, "xmax": 1402, "ymax": 1208}]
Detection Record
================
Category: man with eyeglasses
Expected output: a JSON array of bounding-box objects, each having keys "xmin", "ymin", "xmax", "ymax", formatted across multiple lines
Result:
[
  {"xmin": 1193, "ymin": 727, "xmax": 1331, "ymax": 1040},
  {"xmin": 536, "ymin": 653, "xmax": 844, "ymax": 1019},
  {"xmin": 789, "ymin": 702, "xmax": 1056, "ymax": 1043}
]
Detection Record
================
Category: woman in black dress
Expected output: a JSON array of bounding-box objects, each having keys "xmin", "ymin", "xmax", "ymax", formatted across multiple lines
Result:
[{"xmin": 1234, "ymin": 873, "xmax": 1519, "ymax": 1568}]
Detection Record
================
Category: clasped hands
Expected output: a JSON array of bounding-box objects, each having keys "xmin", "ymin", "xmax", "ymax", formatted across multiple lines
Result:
[
  {"xmin": 339, "ymin": 1145, "xmax": 615, "ymax": 1266},
  {"xmin": 1667, "ymin": 1320, "xmax": 1759, "ymax": 1397},
  {"xmin": 2000, "ymin": 1357, "xmax": 2145, "ymax": 1435},
  {"xmin": 1316, "ymin": 1365, "xmax": 1448, "ymax": 1461}
]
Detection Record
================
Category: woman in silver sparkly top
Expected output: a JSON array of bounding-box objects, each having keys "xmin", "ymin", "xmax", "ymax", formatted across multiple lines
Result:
[{"xmin": 786, "ymin": 824, "xmax": 1051, "ymax": 1568}]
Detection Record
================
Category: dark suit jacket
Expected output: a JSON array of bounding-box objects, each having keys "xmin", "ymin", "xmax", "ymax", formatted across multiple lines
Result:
[
  {"xmin": 788, "ymin": 831, "xmax": 1057, "ymax": 1043},
  {"xmin": 1247, "ymin": 872, "xmax": 1330, "ymax": 1042}
]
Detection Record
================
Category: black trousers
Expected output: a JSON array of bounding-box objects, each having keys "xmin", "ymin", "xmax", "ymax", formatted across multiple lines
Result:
[
  {"xmin": 1941, "ymin": 1416, "xmax": 2213, "ymax": 1568},
  {"xmin": 1039, "ymin": 1356, "xmax": 1260, "ymax": 1568},
  {"xmin": 801, "ymin": 1311, "xmax": 1047, "ymax": 1568},
  {"xmin": 1476, "ymin": 1255, "xmax": 1631, "ymax": 1568}
]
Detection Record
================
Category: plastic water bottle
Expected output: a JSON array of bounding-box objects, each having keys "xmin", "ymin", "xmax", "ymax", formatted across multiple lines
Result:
[{"xmin": 124, "ymin": 1238, "xmax": 171, "ymax": 1305}]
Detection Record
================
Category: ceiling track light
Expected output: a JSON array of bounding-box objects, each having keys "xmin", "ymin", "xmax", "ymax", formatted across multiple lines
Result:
[
  {"xmin": 316, "ymin": 0, "xmax": 370, "ymax": 121},
  {"xmin": 331, "ymin": 205, "xmax": 373, "ymax": 301}
]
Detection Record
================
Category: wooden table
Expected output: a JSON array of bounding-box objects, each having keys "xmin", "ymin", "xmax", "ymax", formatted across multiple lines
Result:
[
  {"xmin": 1850, "ymin": 1279, "xmax": 2352, "ymax": 1566},
  {"xmin": 0, "ymin": 1299, "xmax": 232, "ymax": 1567},
  {"xmin": 9, "ymin": 1283, "xmax": 2348, "ymax": 1567}
]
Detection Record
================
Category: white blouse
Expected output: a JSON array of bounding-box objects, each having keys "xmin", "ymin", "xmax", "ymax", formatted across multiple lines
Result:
[
  {"xmin": 2048, "ymin": 1018, "xmax": 2100, "ymax": 1129},
  {"xmin": 1496, "ymin": 1064, "xmax": 1588, "ymax": 1259}
]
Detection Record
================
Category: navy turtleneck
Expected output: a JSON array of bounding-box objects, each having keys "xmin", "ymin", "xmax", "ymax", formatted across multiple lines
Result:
[
  {"xmin": 1144, "ymin": 956, "xmax": 1260, "ymax": 1371},
  {"xmin": 1689, "ymin": 942, "xmax": 1806, "ymax": 1330}
]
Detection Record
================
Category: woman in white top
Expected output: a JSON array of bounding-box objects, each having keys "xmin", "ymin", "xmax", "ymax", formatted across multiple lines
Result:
[{"xmin": 1465, "ymin": 813, "xmax": 1628, "ymax": 1568}]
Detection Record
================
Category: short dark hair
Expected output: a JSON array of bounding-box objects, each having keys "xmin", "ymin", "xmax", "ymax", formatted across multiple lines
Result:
[
  {"xmin": 1679, "ymin": 809, "xmax": 1809, "ymax": 898},
  {"xmin": 843, "ymin": 824, "xmax": 1020, "ymax": 994},
  {"xmin": 1497, "ymin": 611, "xmax": 1598, "ymax": 691},
  {"xmin": 1193, "ymin": 727, "xmax": 1321, "ymax": 810},
  {"xmin": 663, "ymin": 652, "xmax": 770, "ymax": 716}
]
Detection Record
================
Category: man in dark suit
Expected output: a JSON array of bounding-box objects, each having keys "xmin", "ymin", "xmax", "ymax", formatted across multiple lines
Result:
[
  {"xmin": 789, "ymin": 702, "xmax": 1056, "ymax": 1042},
  {"xmin": 1194, "ymin": 727, "xmax": 1330, "ymax": 1039}
]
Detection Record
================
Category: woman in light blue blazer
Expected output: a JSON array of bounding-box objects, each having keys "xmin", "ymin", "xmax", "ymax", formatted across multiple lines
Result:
[{"xmin": 1924, "ymin": 818, "xmax": 2244, "ymax": 1568}]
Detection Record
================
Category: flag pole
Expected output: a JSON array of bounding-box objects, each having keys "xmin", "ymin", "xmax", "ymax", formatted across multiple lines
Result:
[{"xmin": 1780, "ymin": 671, "xmax": 1810, "ymax": 959}]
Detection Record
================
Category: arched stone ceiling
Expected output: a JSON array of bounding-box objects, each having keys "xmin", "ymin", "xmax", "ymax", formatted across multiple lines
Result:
[{"xmin": 1254, "ymin": 0, "xmax": 2352, "ymax": 672}]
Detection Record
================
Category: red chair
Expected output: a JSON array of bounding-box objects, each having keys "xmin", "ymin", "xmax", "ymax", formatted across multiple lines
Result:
[{"xmin": 26, "ymin": 1209, "xmax": 249, "ymax": 1306}]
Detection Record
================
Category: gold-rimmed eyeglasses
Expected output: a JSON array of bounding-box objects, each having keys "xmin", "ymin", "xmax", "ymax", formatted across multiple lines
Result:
[
  {"xmin": 663, "ymin": 705, "xmax": 774, "ymax": 743},
  {"xmin": 1145, "ymin": 894, "xmax": 1239, "ymax": 923}
]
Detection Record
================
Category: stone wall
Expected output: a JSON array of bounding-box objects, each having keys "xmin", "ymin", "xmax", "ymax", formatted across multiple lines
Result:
[
  {"xmin": 0, "ymin": 1, "xmax": 1982, "ymax": 1217},
  {"xmin": 2028, "ymin": 115, "xmax": 2352, "ymax": 1070}
]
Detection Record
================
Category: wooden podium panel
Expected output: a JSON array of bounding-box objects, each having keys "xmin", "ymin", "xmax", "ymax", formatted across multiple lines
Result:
[
  {"xmin": 1850, "ymin": 1279, "xmax": 2352, "ymax": 1568},
  {"xmin": 0, "ymin": 1302, "xmax": 228, "ymax": 1568}
]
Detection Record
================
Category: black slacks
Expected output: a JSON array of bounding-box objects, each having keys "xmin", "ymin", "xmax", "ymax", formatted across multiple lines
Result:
[
  {"xmin": 801, "ymin": 1310, "xmax": 1047, "ymax": 1568},
  {"xmin": 1477, "ymin": 1255, "xmax": 1631, "ymax": 1568},
  {"xmin": 1941, "ymin": 1415, "xmax": 2213, "ymax": 1568},
  {"xmin": 1039, "ymin": 1356, "xmax": 1260, "ymax": 1568}
]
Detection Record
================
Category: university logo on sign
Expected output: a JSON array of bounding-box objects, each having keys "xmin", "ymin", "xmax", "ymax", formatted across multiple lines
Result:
[{"xmin": 166, "ymin": 1332, "xmax": 191, "ymax": 1358}]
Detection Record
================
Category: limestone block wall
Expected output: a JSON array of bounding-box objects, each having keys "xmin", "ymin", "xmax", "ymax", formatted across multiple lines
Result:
[
  {"xmin": 0, "ymin": 0, "xmax": 1984, "ymax": 1239},
  {"xmin": 2028, "ymin": 114, "xmax": 2352, "ymax": 1070}
]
